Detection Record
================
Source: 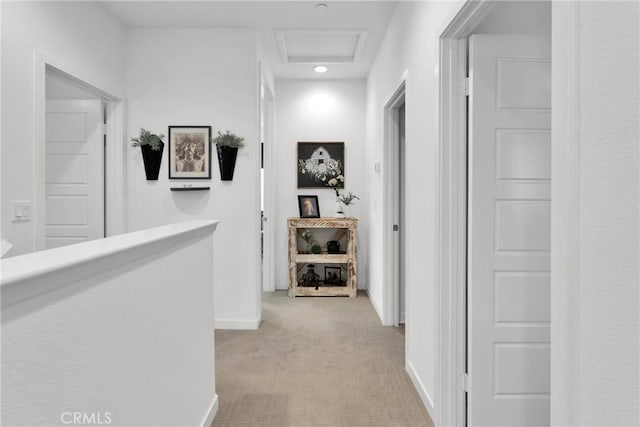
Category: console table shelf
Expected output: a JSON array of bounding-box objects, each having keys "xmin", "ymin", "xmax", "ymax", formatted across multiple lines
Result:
[{"xmin": 288, "ymin": 217, "xmax": 357, "ymax": 298}]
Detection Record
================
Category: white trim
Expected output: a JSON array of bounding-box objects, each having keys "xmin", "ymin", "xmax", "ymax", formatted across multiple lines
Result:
[
  {"xmin": 200, "ymin": 394, "xmax": 219, "ymax": 427},
  {"xmin": 407, "ymin": 360, "xmax": 436, "ymax": 423},
  {"xmin": 437, "ymin": 2, "xmax": 495, "ymax": 426},
  {"xmin": 214, "ymin": 316, "xmax": 262, "ymax": 330},
  {"xmin": 34, "ymin": 54, "xmax": 47, "ymax": 251},
  {"xmin": 254, "ymin": 63, "xmax": 263, "ymax": 325},
  {"xmin": 34, "ymin": 53, "xmax": 126, "ymax": 251},
  {"xmin": 550, "ymin": 2, "xmax": 581, "ymax": 425},
  {"xmin": 365, "ymin": 289, "xmax": 384, "ymax": 323},
  {"xmin": 104, "ymin": 101, "xmax": 126, "ymax": 236},
  {"xmin": 382, "ymin": 78, "xmax": 407, "ymax": 327},
  {"xmin": 260, "ymin": 68, "xmax": 276, "ymax": 293}
]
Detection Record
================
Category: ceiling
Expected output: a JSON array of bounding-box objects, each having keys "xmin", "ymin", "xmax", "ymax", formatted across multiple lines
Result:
[{"xmin": 100, "ymin": 1, "xmax": 398, "ymax": 80}]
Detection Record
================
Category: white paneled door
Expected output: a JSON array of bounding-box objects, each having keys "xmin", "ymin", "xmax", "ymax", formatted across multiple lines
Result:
[
  {"xmin": 467, "ymin": 35, "xmax": 551, "ymax": 426},
  {"xmin": 46, "ymin": 100, "xmax": 104, "ymax": 249}
]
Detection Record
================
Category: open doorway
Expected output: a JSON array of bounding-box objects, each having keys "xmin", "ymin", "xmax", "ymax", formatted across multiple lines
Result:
[
  {"xmin": 383, "ymin": 81, "xmax": 406, "ymax": 327},
  {"xmin": 260, "ymin": 77, "xmax": 275, "ymax": 292},
  {"xmin": 438, "ymin": 2, "xmax": 551, "ymax": 426},
  {"xmin": 35, "ymin": 59, "xmax": 125, "ymax": 252}
]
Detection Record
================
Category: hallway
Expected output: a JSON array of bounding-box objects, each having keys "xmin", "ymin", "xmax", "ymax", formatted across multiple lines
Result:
[{"xmin": 213, "ymin": 292, "xmax": 432, "ymax": 426}]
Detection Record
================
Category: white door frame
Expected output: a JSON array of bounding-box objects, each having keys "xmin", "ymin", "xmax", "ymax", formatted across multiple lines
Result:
[
  {"xmin": 383, "ymin": 77, "xmax": 406, "ymax": 327},
  {"xmin": 34, "ymin": 53, "xmax": 126, "ymax": 251},
  {"xmin": 437, "ymin": 1, "xmax": 495, "ymax": 425},
  {"xmin": 260, "ymin": 72, "xmax": 276, "ymax": 292}
]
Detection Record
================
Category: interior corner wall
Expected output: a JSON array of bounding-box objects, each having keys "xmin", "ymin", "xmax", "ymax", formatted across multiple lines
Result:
[
  {"xmin": 273, "ymin": 79, "xmax": 367, "ymax": 290},
  {"xmin": 125, "ymin": 29, "xmax": 261, "ymax": 329},
  {"xmin": 0, "ymin": 1, "xmax": 126, "ymax": 256},
  {"xmin": 365, "ymin": 0, "xmax": 464, "ymax": 421},
  {"xmin": 551, "ymin": 2, "xmax": 640, "ymax": 426}
]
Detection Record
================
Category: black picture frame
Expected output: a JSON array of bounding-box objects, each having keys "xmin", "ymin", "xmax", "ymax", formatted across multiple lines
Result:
[
  {"xmin": 168, "ymin": 126, "xmax": 212, "ymax": 179},
  {"xmin": 297, "ymin": 142, "xmax": 345, "ymax": 189},
  {"xmin": 324, "ymin": 266, "xmax": 342, "ymax": 285},
  {"xmin": 298, "ymin": 195, "xmax": 320, "ymax": 218}
]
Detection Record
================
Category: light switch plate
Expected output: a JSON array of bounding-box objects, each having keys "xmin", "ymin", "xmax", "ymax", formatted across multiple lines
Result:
[{"xmin": 12, "ymin": 201, "xmax": 32, "ymax": 222}]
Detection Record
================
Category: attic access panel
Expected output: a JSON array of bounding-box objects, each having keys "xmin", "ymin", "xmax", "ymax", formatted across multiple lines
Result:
[
  {"xmin": 297, "ymin": 142, "xmax": 345, "ymax": 189},
  {"xmin": 275, "ymin": 29, "xmax": 368, "ymax": 64}
]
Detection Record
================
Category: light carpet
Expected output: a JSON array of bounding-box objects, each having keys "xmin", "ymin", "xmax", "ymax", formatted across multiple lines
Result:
[{"xmin": 212, "ymin": 291, "xmax": 433, "ymax": 427}]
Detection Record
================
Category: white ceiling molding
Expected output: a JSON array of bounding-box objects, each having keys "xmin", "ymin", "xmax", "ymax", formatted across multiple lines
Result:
[{"xmin": 274, "ymin": 28, "xmax": 368, "ymax": 64}]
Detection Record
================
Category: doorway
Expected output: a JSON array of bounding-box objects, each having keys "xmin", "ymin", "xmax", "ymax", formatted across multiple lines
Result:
[
  {"xmin": 383, "ymin": 81, "xmax": 406, "ymax": 327},
  {"xmin": 35, "ymin": 59, "xmax": 125, "ymax": 252},
  {"xmin": 260, "ymin": 77, "xmax": 275, "ymax": 292},
  {"xmin": 44, "ymin": 68, "xmax": 108, "ymax": 249},
  {"xmin": 438, "ymin": 2, "xmax": 551, "ymax": 426}
]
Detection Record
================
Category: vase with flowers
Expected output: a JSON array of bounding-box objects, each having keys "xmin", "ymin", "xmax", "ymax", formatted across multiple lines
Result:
[
  {"xmin": 338, "ymin": 191, "xmax": 360, "ymax": 217},
  {"xmin": 328, "ymin": 175, "xmax": 345, "ymax": 217},
  {"xmin": 300, "ymin": 229, "xmax": 314, "ymax": 253},
  {"xmin": 328, "ymin": 176, "xmax": 359, "ymax": 218}
]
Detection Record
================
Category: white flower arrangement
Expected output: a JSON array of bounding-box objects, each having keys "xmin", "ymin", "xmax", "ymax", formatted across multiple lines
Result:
[
  {"xmin": 299, "ymin": 158, "xmax": 343, "ymax": 185},
  {"xmin": 327, "ymin": 175, "xmax": 345, "ymax": 195}
]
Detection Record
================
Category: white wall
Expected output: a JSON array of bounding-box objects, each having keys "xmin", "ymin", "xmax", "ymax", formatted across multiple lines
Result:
[
  {"xmin": 473, "ymin": 1, "xmax": 551, "ymax": 35},
  {"xmin": 0, "ymin": 1, "xmax": 126, "ymax": 255},
  {"xmin": 1, "ymin": 221, "xmax": 218, "ymax": 426},
  {"xmin": 126, "ymin": 29, "xmax": 262, "ymax": 329},
  {"xmin": 365, "ymin": 0, "xmax": 464, "ymax": 419},
  {"xmin": 551, "ymin": 2, "xmax": 639, "ymax": 426},
  {"xmin": 273, "ymin": 79, "xmax": 368, "ymax": 290}
]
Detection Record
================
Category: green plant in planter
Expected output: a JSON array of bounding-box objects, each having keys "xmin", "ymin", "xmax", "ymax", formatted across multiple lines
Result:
[
  {"xmin": 211, "ymin": 130, "xmax": 245, "ymax": 148},
  {"xmin": 130, "ymin": 128, "xmax": 165, "ymax": 180},
  {"xmin": 212, "ymin": 130, "xmax": 244, "ymax": 181},
  {"xmin": 130, "ymin": 128, "xmax": 164, "ymax": 151}
]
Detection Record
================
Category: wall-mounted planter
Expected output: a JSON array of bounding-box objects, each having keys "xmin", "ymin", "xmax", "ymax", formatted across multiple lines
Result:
[
  {"xmin": 216, "ymin": 145, "xmax": 238, "ymax": 181},
  {"xmin": 140, "ymin": 142, "xmax": 164, "ymax": 180}
]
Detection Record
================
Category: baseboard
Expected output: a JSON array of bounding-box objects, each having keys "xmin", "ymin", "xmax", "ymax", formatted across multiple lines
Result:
[
  {"xmin": 214, "ymin": 315, "xmax": 261, "ymax": 330},
  {"xmin": 364, "ymin": 289, "xmax": 384, "ymax": 324},
  {"xmin": 406, "ymin": 360, "xmax": 437, "ymax": 425},
  {"xmin": 200, "ymin": 394, "xmax": 218, "ymax": 427}
]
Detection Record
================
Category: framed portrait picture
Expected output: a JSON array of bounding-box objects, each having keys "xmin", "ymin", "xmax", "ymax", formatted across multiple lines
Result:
[
  {"xmin": 168, "ymin": 126, "xmax": 211, "ymax": 179},
  {"xmin": 324, "ymin": 266, "xmax": 342, "ymax": 285},
  {"xmin": 297, "ymin": 142, "xmax": 345, "ymax": 189},
  {"xmin": 298, "ymin": 195, "xmax": 320, "ymax": 218}
]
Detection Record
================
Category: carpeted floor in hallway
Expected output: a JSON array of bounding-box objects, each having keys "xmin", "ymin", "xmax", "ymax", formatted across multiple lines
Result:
[{"xmin": 212, "ymin": 291, "xmax": 433, "ymax": 427}]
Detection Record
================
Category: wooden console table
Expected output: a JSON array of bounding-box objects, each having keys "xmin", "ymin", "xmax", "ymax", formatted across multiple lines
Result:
[{"xmin": 288, "ymin": 217, "xmax": 357, "ymax": 297}]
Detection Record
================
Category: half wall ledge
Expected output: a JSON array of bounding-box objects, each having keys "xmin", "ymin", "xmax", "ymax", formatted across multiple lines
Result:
[{"xmin": 0, "ymin": 220, "xmax": 219, "ymax": 308}]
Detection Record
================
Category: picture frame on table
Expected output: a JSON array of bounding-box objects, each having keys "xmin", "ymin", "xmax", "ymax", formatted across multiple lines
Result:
[{"xmin": 298, "ymin": 195, "xmax": 320, "ymax": 218}]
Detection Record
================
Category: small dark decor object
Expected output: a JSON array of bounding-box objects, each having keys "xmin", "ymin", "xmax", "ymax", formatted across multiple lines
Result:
[
  {"xmin": 130, "ymin": 128, "xmax": 165, "ymax": 180},
  {"xmin": 324, "ymin": 266, "xmax": 342, "ymax": 285},
  {"xmin": 298, "ymin": 195, "xmax": 320, "ymax": 218},
  {"xmin": 311, "ymin": 243, "xmax": 322, "ymax": 254},
  {"xmin": 212, "ymin": 130, "xmax": 244, "ymax": 181},
  {"xmin": 302, "ymin": 264, "xmax": 320, "ymax": 287},
  {"xmin": 327, "ymin": 240, "xmax": 340, "ymax": 254}
]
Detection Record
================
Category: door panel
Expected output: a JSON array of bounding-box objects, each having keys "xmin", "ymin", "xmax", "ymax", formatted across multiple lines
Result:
[
  {"xmin": 45, "ymin": 100, "xmax": 103, "ymax": 249},
  {"xmin": 468, "ymin": 35, "xmax": 551, "ymax": 427}
]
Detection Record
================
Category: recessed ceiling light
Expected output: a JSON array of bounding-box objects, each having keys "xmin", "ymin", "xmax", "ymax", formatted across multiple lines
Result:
[
  {"xmin": 314, "ymin": 65, "xmax": 328, "ymax": 73},
  {"xmin": 315, "ymin": 3, "xmax": 328, "ymax": 12}
]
